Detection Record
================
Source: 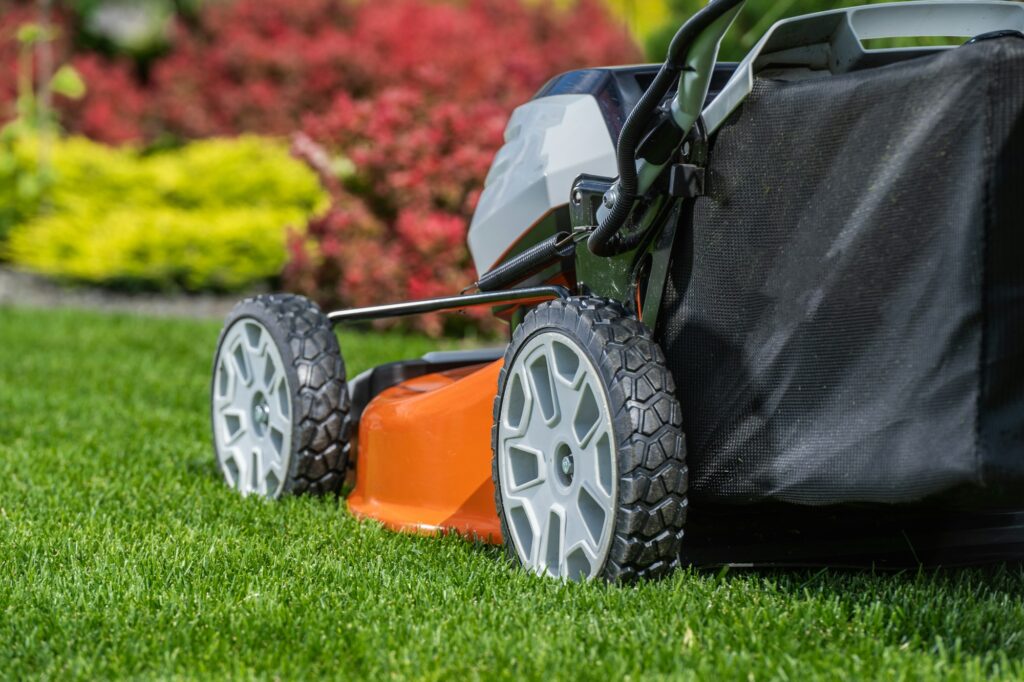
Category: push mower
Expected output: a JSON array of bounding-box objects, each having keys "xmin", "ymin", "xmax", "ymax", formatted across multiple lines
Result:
[{"xmin": 211, "ymin": 0, "xmax": 1024, "ymax": 581}]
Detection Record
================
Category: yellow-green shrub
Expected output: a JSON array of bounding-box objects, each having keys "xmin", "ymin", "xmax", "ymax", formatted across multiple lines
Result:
[
  {"xmin": 598, "ymin": 0, "xmax": 670, "ymax": 44},
  {"xmin": 5, "ymin": 135, "xmax": 328, "ymax": 291},
  {"xmin": 0, "ymin": 128, "xmax": 53, "ymax": 242}
]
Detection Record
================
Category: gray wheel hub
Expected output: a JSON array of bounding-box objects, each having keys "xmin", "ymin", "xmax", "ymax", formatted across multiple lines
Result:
[
  {"xmin": 497, "ymin": 331, "xmax": 617, "ymax": 581},
  {"xmin": 212, "ymin": 318, "xmax": 293, "ymax": 498}
]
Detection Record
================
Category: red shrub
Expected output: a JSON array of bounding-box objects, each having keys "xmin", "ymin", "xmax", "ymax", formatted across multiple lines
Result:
[
  {"xmin": 147, "ymin": 0, "xmax": 361, "ymax": 138},
  {"xmin": 60, "ymin": 54, "xmax": 147, "ymax": 144},
  {"xmin": 285, "ymin": 0, "xmax": 640, "ymax": 334}
]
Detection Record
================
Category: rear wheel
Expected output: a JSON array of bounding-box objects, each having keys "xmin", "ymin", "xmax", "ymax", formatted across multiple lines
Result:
[
  {"xmin": 492, "ymin": 297, "xmax": 688, "ymax": 582},
  {"xmin": 211, "ymin": 294, "xmax": 351, "ymax": 498}
]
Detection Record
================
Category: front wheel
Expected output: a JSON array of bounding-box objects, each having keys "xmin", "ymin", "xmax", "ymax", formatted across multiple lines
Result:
[
  {"xmin": 210, "ymin": 294, "xmax": 352, "ymax": 498},
  {"xmin": 492, "ymin": 297, "xmax": 688, "ymax": 582}
]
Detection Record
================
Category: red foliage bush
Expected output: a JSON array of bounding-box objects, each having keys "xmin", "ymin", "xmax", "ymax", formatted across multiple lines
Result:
[
  {"xmin": 283, "ymin": 0, "xmax": 640, "ymax": 335},
  {"xmin": 61, "ymin": 54, "xmax": 147, "ymax": 144},
  {"xmin": 146, "ymin": 0, "xmax": 361, "ymax": 138}
]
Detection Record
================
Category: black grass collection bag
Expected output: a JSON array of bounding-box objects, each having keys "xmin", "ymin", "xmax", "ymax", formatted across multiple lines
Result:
[{"xmin": 660, "ymin": 37, "xmax": 1024, "ymax": 508}]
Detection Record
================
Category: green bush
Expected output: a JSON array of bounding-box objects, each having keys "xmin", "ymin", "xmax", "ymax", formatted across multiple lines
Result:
[
  {"xmin": 5, "ymin": 135, "xmax": 328, "ymax": 291},
  {"xmin": 0, "ymin": 128, "xmax": 51, "ymax": 243}
]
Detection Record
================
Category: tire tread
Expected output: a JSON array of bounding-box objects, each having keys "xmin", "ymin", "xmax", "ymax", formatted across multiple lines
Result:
[{"xmin": 217, "ymin": 293, "xmax": 350, "ymax": 496}]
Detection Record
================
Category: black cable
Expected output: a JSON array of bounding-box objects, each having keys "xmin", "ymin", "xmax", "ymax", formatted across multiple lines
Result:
[{"xmin": 587, "ymin": 0, "xmax": 743, "ymax": 256}]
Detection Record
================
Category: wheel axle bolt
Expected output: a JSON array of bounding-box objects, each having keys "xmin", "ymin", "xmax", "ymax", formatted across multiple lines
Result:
[{"xmin": 561, "ymin": 455, "xmax": 573, "ymax": 476}]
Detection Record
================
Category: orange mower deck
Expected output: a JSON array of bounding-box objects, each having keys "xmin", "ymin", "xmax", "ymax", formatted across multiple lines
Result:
[{"xmin": 346, "ymin": 360, "xmax": 504, "ymax": 543}]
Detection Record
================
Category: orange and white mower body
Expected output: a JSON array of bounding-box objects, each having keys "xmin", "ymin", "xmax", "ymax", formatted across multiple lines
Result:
[{"xmin": 347, "ymin": 359, "xmax": 503, "ymax": 542}]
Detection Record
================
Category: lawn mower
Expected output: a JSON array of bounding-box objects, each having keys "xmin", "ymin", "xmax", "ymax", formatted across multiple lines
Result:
[{"xmin": 210, "ymin": 0, "xmax": 1024, "ymax": 581}]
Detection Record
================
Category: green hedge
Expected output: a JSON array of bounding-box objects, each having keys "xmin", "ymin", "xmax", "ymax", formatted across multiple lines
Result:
[
  {"xmin": 4, "ymin": 135, "xmax": 327, "ymax": 291},
  {"xmin": 0, "ymin": 130, "xmax": 50, "ymax": 244}
]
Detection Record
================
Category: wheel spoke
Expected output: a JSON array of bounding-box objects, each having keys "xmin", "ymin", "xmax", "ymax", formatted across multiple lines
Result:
[
  {"xmin": 262, "ymin": 455, "xmax": 283, "ymax": 496},
  {"xmin": 513, "ymin": 360, "xmax": 558, "ymax": 451},
  {"xmin": 562, "ymin": 505, "xmax": 591, "ymax": 557},
  {"xmin": 268, "ymin": 412, "xmax": 290, "ymax": 439},
  {"xmin": 509, "ymin": 474, "xmax": 557, "ymax": 527},
  {"xmin": 214, "ymin": 356, "xmax": 238, "ymax": 408},
  {"xmin": 501, "ymin": 366, "xmax": 532, "ymax": 437},
  {"xmin": 220, "ymin": 408, "xmax": 248, "ymax": 445},
  {"xmin": 504, "ymin": 499, "xmax": 540, "ymax": 566},
  {"xmin": 524, "ymin": 346, "xmax": 559, "ymax": 427},
  {"xmin": 229, "ymin": 338, "xmax": 254, "ymax": 389},
  {"xmin": 570, "ymin": 377, "xmax": 602, "ymax": 448},
  {"xmin": 522, "ymin": 406, "xmax": 555, "ymax": 453},
  {"xmin": 562, "ymin": 538, "xmax": 600, "ymax": 581},
  {"xmin": 547, "ymin": 337, "xmax": 582, "ymax": 387},
  {"xmin": 220, "ymin": 447, "xmax": 244, "ymax": 489},
  {"xmin": 243, "ymin": 321, "xmax": 266, "ymax": 354},
  {"xmin": 270, "ymin": 376, "xmax": 291, "ymax": 428},
  {"xmin": 261, "ymin": 353, "xmax": 277, "ymax": 392},
  {"xmin": 256, "ymin": 444, "xmax": 284, "ymax": 495},
  {"xmin": 551, "ymin": 374, "xmax": 580, "ymax": 426},
  {"xmin": 248, "ymin": 447, "xmax": 263, "ymax": 495},
  {"xmin": 575, "ymin": 481, "xmax": 610, "ymax": 546},
  {"xmin": 272, "ymin": 376, "xmax": 290, "ymax": 422},
  {"xmin": 502, "ymin": 439, "xmax": 546, "ymax": 492},
  {"xmin": 572, "ymin": 428, "xmax": 614, "ymax": 500},
  {"xmin": 542, "ymin": 506, "xmax": 565, "ymax": 578}
]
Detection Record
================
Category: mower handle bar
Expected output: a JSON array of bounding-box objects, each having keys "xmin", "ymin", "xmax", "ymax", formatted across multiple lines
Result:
[{"xmin": 587, "ymin": 0, "xmax": 745, "ymax": 257}]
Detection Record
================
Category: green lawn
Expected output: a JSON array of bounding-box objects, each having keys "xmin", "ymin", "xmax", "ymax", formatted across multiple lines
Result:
[{"xmin": 1, "ymin": 306, "xmax": 1023, "ymax": 680}]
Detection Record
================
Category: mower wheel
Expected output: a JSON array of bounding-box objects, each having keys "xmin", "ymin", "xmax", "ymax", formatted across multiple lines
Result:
[
  {"xmin": 211, "ymin": 294, "xmax": 351, "ymax": 498},
  {"xmin": 492, "ymin": 297, "xmax": 688, "ymax": 582}
]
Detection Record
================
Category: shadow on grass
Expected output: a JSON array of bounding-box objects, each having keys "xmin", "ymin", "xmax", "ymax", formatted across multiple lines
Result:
[{"xmin": 719, "ymin": 563, "xmax": 1024, "ymax": 659}]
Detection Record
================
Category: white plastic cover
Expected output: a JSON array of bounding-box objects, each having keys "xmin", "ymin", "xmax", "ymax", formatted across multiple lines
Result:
[{"xmin": 467, "ymin": 94, "xmax": 617, "ymax": 275}]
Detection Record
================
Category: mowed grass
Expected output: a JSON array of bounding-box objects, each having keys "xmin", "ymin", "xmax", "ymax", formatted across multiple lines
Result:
[{"xmin": 1, "ymin": 306, "xmax": 1023, "ymax": 680}]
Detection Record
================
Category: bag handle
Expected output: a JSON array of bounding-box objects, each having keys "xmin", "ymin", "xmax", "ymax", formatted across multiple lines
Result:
[
  {"xmin": 847, "ymin": 2, "xmax": 1024, "ymax": 42},
  {"xmin": 704, "ymin": 1, "xmax": 1024, "ymax": 133}
]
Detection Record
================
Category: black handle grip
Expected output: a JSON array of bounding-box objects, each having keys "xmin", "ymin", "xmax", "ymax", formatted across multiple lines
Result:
[{"xmin": 475, "ymin": 232, "xmax": 575, "ymax": 293}]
